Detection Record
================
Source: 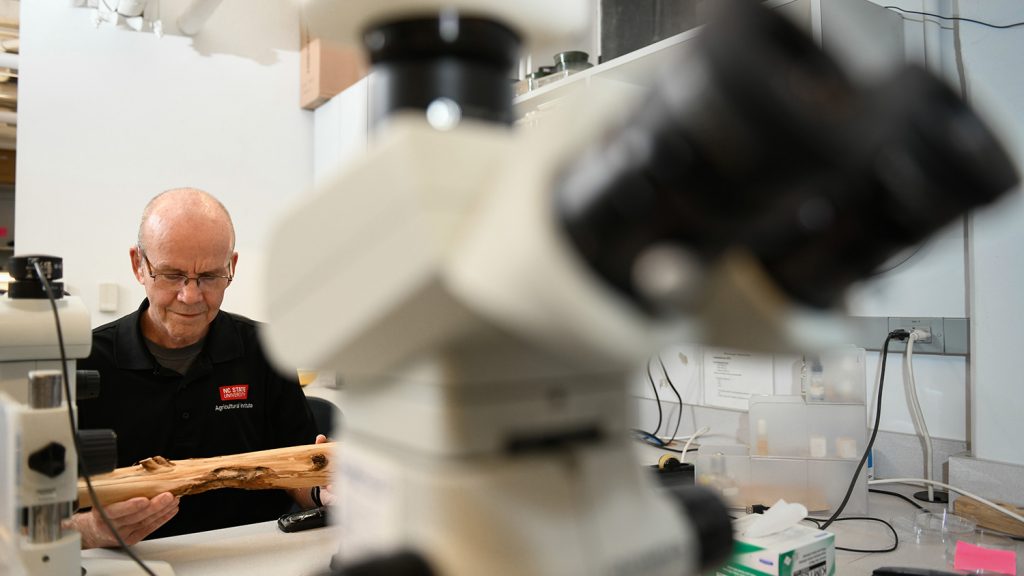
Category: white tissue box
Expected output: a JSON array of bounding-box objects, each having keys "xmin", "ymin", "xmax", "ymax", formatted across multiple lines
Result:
[{"xmin": 717, "ymin": 515, "xmax": 835, "ymax": 576}]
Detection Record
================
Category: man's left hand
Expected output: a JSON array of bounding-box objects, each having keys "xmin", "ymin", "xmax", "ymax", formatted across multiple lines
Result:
[
  {"xmin": 313, "ymin": 434, "xmax": 337, "ymax": 506},
  {"xmin": 288, "ymin": 434, "xmax": 337, "ymax": 509}
]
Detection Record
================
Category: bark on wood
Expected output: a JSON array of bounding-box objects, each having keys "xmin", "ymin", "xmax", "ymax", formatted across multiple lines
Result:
[{"xmin": 77, "ymin": 442, "xmax": 336, "ymax": 508}]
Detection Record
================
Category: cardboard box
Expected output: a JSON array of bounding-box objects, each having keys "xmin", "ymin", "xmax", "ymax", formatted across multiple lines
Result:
[
  {"xmin": 300, "ymin": 30, "xmax": 366, "ymax": 110},
  {"xmin": 718, "ymin": 515, "xmax": 835, "ymax": 576}
]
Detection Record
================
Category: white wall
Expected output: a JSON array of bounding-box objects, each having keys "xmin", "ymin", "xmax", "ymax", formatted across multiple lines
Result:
[
  {"xmin": 956, "ymin": 1, "xmax": 1024, "ymax": 466},
  {"xmin": 16, "ymin": 0, "xmax": 312, "ymax": 325},
  {"xmin": 855, "ymin": 0, "xmax": 1024, "ymax": 467}
]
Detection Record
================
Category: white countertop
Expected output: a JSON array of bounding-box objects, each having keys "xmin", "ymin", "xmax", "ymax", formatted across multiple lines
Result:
[
  {"xmin": 83, "ymin": 519, "xmax": 341, "ymax": 576},
  {"xmin": 80, "ymin": 483, "xmax": 1020, "ymax": 575}
]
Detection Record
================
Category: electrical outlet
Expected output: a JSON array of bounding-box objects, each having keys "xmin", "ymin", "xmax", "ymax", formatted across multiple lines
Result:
[
  {"xmin": 888, "ymin": 317, "xmax": 945, "ymax": 353},
  {"xmin": 848, "ymin": 317, "xmax": 967, "ymax": 355}
]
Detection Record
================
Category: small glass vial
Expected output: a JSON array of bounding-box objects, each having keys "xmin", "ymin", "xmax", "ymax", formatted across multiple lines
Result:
[
  {"xmin": 755, "ymin": 419, "xmax": 770, "ymax": 456},
  {"xmin": 809, "ymin": 435, "xmax": 827, "ymax": 458},
  {"xmin": 699, "ymin": 453, "xmax": 739, "ymax": 499},
  {"xmin": 806, "ymin": 360, "xmax": 826, "ymax": 402}
]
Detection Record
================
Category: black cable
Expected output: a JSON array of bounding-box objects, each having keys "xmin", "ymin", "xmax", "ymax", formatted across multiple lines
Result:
[
  {"xmin": 634, "ymin": 435, "xmax": 701, "ymax": 455},
  {"xmin": 32, "ymin": 260, "xmax": 157, "ymax": 576},
  {"xmin": 883, "ymin": 6, "xmax": 1024, "ymax": 29},
  {"xmin": 655, "ymin": 355, "xmax": 684, "ymax": 445},
  {"xmin": 869, "ymin": 245, "xmax": 924, "ymax": 277},
  {"xmin": 819, "ymin": 329, "xmax": 910, "ymax": 531},
  {"xmin": 869, "ymin": 488, "xmax": 929, "ymax": 512},
  {"xmin": 806, "ymin": 516, "xmax": 899, "ymax": 553},
  {"xmin": 645, "ymin": 359, "xmax": 664, "ymax": 442},
  {"xmin": 632, "ymin": 429, "xmax": 665, "ymax": 446}
]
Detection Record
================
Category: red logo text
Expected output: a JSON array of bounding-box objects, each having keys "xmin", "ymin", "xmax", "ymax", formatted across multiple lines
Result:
[{"xmin": 219, "ymin": 384, "xmax": 249, "ymax": 401}]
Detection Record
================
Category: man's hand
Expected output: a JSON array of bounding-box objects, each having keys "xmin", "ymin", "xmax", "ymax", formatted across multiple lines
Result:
[
  {"xmin": 289, "ymin": 434, "xmax": 337, "ymax": 509},
  {"xmin": 68, "ymin": 492, "xmax": 179, "ymax": 549},
  {"xmin": 314, "ymin": 434, "xmax": 337, "ymax": 506}
]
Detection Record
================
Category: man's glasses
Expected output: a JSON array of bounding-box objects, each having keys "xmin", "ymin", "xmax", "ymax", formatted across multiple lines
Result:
[{"xmin": 141, "ymin": 251, "xmax": 233, "ymax": 292}]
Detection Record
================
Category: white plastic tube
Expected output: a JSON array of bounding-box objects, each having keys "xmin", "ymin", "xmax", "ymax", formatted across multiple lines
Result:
[
  {"xmin": 679, "ymin": 426, "xmax": 709, "ymax": 464},
  {"xmin": 904, "ymin": 330, "xmax": 935, "ymax": 501},
  {"xmin": 870, "ymin": 478, "xmax": 1024, "ymax": 525}
]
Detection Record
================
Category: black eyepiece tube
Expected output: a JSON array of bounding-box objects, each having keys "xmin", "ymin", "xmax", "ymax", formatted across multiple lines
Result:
[{"xmin": 555, "ymin": 0, "xmax": 1018, "ymax": 312}]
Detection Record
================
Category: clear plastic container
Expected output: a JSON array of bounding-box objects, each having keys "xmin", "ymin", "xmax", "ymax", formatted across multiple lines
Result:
[
  {"xmin": 748, "ymin": 396, "xmax": 806, "ymax": 457},
  {"xmin": 910, "ymin": 510, "xmax": 977, "ymax": 545},
  {"xmin": 748, "ymin": 397, "xmax": 866, "ymax": 460},
  {"xmin": 804, "ymin": 347, "xmax": 866, "ymax": 404},
  {"xmin": 695, "ymin": 445, "xmax": 750, "ymax": 504}
]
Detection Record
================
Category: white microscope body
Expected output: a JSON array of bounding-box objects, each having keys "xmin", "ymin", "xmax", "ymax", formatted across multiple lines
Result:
[
  {"xmin": 0, "ymin": 283, "xmax": 91, "ymax": 576},
  {"xmin": 266, "ymin": 117, "xmax": 699, "ymax": 574},
  {"xmin": 266, "ymin": 1, "xmax": 1017, "ymax": 574},
  {"xmin": 266, "ymin": 2, "xmax": 729, "ymax": 575}
]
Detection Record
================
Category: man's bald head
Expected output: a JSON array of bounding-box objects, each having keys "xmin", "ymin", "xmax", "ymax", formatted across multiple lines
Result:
[
  {"xmin": 131, "ymin": 187, "xmax": 239, "ymax": 348},
  {"xmin": 137, "ymin": 188, "xmax": 236, "ymax": 254}
]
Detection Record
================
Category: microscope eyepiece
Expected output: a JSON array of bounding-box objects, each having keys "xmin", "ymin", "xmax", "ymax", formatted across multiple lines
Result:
[{"xmin": 6, "ymin": 255, "xmax": 65, "ymax": 300}]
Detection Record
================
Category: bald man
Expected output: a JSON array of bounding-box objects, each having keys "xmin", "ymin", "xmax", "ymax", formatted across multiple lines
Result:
[{"xmin": 72, "ymin": 188, "xmax": 323, "ymax": 548}]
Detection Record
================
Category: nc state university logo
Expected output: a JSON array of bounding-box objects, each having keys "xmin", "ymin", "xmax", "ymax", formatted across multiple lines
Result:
[{"xmin": 219, "ymin": 384, "xmax": 249, "ymax": 401}]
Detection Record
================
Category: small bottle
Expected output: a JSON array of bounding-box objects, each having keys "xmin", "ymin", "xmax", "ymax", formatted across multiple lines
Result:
[
  {"xmin": 836, "ymin": 436, "xmax": 858, "ymax": 459},
  {"xmin": 809, "ymin": 435, "xmax": 827, "ymax": 458},
  {"xmin": 807, "ymin": 360, "xmax": 826, "ymax": 402},
  {"xmin": 755, "ymin": 419, "xmax": 769, "ymax": 456}
]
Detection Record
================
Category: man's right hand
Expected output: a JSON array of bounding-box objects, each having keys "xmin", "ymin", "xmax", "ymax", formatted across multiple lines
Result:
[{"xmin": 69, "ymin": 492, "xmax": 179, "ymax": 549}]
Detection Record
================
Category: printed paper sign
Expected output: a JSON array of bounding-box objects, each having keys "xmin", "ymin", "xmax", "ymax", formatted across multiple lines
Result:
[{"xmin": 702, "ymin": 348, "xmax": 774, "ymax": 411}]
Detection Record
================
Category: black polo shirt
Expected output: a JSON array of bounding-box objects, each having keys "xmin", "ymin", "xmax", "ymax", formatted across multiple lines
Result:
[{"xmin": 78, "ymin": 299, "xmax": 317, "ymax": 539}]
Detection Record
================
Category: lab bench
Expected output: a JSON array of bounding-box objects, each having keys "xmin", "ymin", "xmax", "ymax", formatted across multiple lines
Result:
[{"xmin": 79, "ymin": 483, "xmax": 994, "ymax": 575}]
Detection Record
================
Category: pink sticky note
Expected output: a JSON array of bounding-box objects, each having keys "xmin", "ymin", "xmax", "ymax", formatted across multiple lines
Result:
[{"xmin": 954, "ymin": 540, "xmax": 1017, "ymax": 575}]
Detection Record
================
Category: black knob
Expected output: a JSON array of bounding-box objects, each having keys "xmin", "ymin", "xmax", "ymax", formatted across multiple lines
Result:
[
  {"xmin": 329, "ymin": 550, "xmax": 434, "ymax": 576},
  {"xmin": 28, "ymin": 442, "xmax": 67, "ymax": 478},
  {"xmin": 76, "ymin": 370, "xmax": 101, "ymax": 401},
  {"xmin": 667, "ymin": 485, "xmax": 734, "ymax": 572},
  {"xmin": 78, "ymin": 429, "xmax": 118, "ymax": 476}
]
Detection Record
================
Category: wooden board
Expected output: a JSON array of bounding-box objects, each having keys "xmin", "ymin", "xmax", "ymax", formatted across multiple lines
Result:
[
  {"xmin": 78, "ymin": 442, "xmax": 336, "ymax": 508},
  {"xmin": 953, "ymin": 496, "xmax": 1024, "ymax": 538}
]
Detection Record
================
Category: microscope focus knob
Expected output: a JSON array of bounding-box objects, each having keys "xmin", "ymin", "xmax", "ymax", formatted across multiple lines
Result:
[
  {"xmin": 668, "ymin": 485, "xmax": 735, "ymax": 572},
  {"xmin": 331, "ymin": 550, "xmax": 434, "ymax": 576},
  {"xmin": 27, "ymin": 442, "xmax": 67, "ymax": 478},
  {"xmin": 78, "ymin": 429, "xmax": 119, "ymax": 476},
  {"xmin": 76, "ymin": 369, "xmax": 102, "ymax": 401}
]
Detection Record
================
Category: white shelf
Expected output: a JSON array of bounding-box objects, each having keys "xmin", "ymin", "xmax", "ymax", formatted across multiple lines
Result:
[
  {"xmin": 513, "ymin": 25, "xmax": 703, "ymax": 118},
  {"xmin": 513, "ymin": 0, "xmax": 809, "ymax": 118}
]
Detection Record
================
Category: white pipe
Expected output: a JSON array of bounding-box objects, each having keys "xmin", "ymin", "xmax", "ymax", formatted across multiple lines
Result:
[
  {"xmin": 0, "ymin": 52, "xmax": 16, "ymax": 71},
  {"xmin": 904, "ymin": 331, "xmax": 935, "ymax": 501},
  {"xmin": 870, "ymin": 478, "xmax": 1024, "ymax": 525},
  {"xmin": 0, "ymin": 110, "xmax": 14, "ymax": 125},
  {"xmin": 177, "ymin": 0, "xmax": 224, "ymax": 36}
]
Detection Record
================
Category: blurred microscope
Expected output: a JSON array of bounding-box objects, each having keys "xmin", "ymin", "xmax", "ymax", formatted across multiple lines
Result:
[
  {"xmin": 264, "ymin": 1, "xmax": 1018, "ymax": 574},
  {"xmin": 0, "ymin": 255, "xmax": 115, "ymax": 576}
]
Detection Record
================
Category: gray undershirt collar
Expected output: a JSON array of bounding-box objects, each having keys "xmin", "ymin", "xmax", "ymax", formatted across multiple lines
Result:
[{"xmin": 144, "ymin": 337, "xmax": 206, "ymax": 375}]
